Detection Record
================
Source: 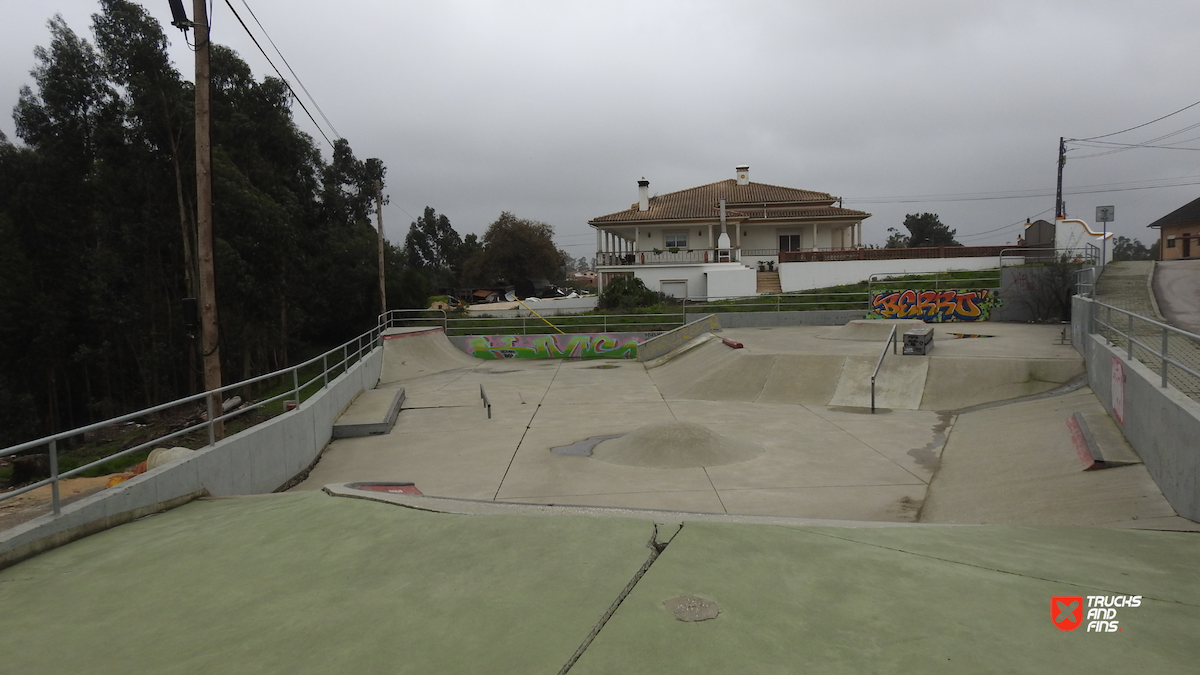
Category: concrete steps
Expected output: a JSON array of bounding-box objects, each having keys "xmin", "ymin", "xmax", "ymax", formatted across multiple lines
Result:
[{"xmin": 756, "ymin": 271, "xmax": 781, "ymax": 294}]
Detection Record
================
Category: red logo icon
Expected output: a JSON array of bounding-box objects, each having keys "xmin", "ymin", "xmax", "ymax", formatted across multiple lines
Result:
[{"xmin": 1053, "ymin": 596, "xmax": 1084, "ymax": 631}]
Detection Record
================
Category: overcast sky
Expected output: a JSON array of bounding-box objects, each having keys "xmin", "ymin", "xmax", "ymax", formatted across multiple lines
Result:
[{"xmin": 4, "ymin": 0, "xmax": 1200, "ymax": 259}]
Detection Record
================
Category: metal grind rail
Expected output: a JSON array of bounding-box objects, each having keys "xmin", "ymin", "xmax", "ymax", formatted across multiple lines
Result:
[
  {"xmin": 871, "ymin": 325, "xmax": 899, "ymax": 413},
  {"xmin": 1, "ymin": 322, "xmax": 387, "ymax": 515}
]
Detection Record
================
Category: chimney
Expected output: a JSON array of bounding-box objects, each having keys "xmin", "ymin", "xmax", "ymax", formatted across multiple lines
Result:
[
  {"xmin": 637, "ymin": 178, "xmax": 649, "ymax": 212},
  {"xmin": 735, "ymin": 165, "xmax": 750, "ymax": 186}
]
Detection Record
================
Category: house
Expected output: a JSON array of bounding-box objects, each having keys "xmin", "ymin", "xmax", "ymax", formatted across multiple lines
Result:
[
  {"xmin": 1148, "ymin": 196, "xmax": 1200, "ymax": 260},
  {"xmin": 589, "ymin": 166, "xmax": 870, "ymax": 300}
]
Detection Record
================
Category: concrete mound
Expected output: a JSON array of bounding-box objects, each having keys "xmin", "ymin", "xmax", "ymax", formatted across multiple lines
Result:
[
  {"xmin": 820, "ymin": 319, "xmax": 925, "ymax": 341},
  {"xmin": 591, "ymin": 421, "xmax": 765, "ymax": 469}
]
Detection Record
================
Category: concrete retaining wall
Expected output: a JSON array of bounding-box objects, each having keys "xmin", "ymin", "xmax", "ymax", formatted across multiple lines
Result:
[
  {"xmin": 1072, "ymin": 295, "xmax": 1200, "ymax": 521},
  {"xmin": 0, "ymin": 347, "xmax": 385, "ymax": 570},
  {"xmin": 778, "ymin": 256, "xmax": 1024, "ymax": 292},
  {"xmin": 696, "ymin": 309, "xmax": 866, "ymax": 328}
]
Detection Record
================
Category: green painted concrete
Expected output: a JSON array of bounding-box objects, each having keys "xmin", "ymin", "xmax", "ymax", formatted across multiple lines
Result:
[
  {"xmin": 573, "ymin": 521, "xmax": 1200, "ymax": 674},
  {"xmin": 3, "ymin": 492, "xmax": 1198, "ymax": 673},
  {"xmin": 0, "ymin": 492, "xmax": 654, "ymax": 675}
]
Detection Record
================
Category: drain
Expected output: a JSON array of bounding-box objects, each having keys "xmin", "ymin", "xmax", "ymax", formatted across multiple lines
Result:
[{"xmin": 551, "ymin": 434, "xmax": 623, "ymax": 456}]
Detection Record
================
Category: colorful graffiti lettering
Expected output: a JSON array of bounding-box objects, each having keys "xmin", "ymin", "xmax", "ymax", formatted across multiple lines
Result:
[
  {"xmin": 465, "ymin": 334, "xmax": 641, "ymax": 359},
  {"xmin": 868, "ymin": 289, "xmax": 1001, "ymax": 322}
]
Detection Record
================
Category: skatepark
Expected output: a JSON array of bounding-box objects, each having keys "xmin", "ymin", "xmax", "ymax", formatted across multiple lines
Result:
[{"xmin": 2, "ymin": 262, "xmax": 1200, "ymax": 673}]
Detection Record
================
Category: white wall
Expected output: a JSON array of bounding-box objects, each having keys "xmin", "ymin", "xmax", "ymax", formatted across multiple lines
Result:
[
  {"xmin": 627, "ymin": 263, "xmax": 756, "ymax": 300},
  {"xmin": 706, "ymin": 267, "xmax": 757, "ymax": 299},
  {"xmin": 778, "ymin": 256, "xmax": 1025, "ymax": 291}
]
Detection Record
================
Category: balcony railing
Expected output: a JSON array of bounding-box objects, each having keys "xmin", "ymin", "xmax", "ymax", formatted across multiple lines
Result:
[{"xmin": 779, "ymin": 245, "xmax": 1014, "ymax": 263}]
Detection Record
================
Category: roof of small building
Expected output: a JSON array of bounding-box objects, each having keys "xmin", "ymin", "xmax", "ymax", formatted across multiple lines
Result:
[
  {"xmin": 1148, "ymin": 195, "xmax": 1200, "ymax": 229},
  {"xmin": 589, "ymin": 179, "xmax": 870, "ymax": 224}
]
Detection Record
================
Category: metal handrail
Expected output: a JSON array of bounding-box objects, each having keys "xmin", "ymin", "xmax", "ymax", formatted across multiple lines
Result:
[
  {"xmin": 871, "ymin": 325, "xmax": 898, "ymax": 413},
  {"xmin": 1, "ymin": 319, "xmax": 390, "ymax": 514},
  {"xmin": 1088, "ymin": 299, "xmax": 1200, "ymax": 388}
]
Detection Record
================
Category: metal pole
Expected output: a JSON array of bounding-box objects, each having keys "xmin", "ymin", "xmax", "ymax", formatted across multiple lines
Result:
[
  {"xmin": 1162, "ymin": 328, "xmax": 1170, "ymax": 388},
  {"xmin": 292, "ymin": 368, "xmax": 300, "ymax": 409},
  {"xmin": 49, "ymin": 440, "xmax": 60, "ymax": 516},
  {"xmin": 323, "ymin": 354, "xmax": 328, "ymax": 388},
  {"xmin": 206, "ymin": 395, "xmax": 215, "ymax": 446},
  {"xmin": 871, "ymin": 376, "xmax": 876, "ymax": 413},
  {"xmin": 1128, "ymin": 314, "xmax": 1134, "ymax": 359}
]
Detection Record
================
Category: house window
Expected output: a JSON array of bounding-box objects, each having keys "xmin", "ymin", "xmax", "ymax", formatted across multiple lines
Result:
[
  {"xmin": 1167, "ymin": 236, "xmax": 1176, "ymax": 248},
  {"xmin": 664, "ymin": 232, "xmax": 688, "ymax": 249},
  {"xmin": 779, "ymin": 234, "xmax": 802, "ymax": 252}
]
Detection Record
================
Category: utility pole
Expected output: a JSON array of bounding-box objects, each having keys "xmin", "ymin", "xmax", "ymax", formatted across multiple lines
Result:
[
  {"xmin": 194, "ymin": 0, "xmax": 223, "ymax": 439},
  {"xmin": 375, "ymin": 180, "xmax": 387, "ymax": 320},
  {"xmin": 1055, "ymin": 136, "xmax": 1066, "ymax": 220}
]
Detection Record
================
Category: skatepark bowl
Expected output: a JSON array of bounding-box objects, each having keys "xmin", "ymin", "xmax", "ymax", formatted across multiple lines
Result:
[{"xmin": 3, "ymin": 319, "xmax": 1199, "ymax": 674}]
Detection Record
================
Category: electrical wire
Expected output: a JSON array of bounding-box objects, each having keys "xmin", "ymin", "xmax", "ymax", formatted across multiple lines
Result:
[
  {"xmin": 845, "ymin": 175, "xmax": 1200, "ymax": 205},
  {"xmin": 1073, "ymin": 98, "xmax": 1200, "ymax": 142},
  {"xmin": 221, "ymin": 0, "xmax": 334, "ymax": 148},
  {"xmin": 237, "ymin": 0, "xmax": 341, "ymax": 140}
]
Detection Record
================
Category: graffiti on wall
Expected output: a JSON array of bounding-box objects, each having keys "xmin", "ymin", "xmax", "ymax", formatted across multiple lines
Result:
[
  {"xmin": 466, "ymin": 334, "xmax": 641, "ymax": 359},
  {"xmin": 868, "ymin": 289, "xmax": 1001, "ymax": 322}
]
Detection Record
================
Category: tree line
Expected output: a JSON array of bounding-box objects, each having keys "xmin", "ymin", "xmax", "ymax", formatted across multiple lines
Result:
[{"xmin": 0, "ymin": 1, "xmax": 578, "ymax": 447}]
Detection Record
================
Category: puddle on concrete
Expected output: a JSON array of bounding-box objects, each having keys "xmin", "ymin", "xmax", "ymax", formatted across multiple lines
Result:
[
  {"xmin": 586, "ymin": 364, "xmax": 621, "ymax": 369},
  {"xmin": 907, "ymin": 411, "xmax": 954, "ymax": 471},
  {"xmin": 827, "ymin": 406, "xmax": 892, "ymax": 415},
  {"xmin": 551, "ymin": 434, "xmax": 624, "ymax": 456}
]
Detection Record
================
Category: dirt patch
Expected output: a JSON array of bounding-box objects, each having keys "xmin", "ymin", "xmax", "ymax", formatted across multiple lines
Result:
[{"xmin": 0, "ymin": 476, "xmax": 116, "ymax": 531}]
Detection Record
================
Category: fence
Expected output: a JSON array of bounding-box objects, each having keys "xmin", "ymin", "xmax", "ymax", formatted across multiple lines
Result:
[
  {"xmin": 1086, "ymin": 300, "xmax": 1200, "ymax": 400},
  {"xmin": 1, "ymin": 319, "xmax": 390, "ymax": 515}
]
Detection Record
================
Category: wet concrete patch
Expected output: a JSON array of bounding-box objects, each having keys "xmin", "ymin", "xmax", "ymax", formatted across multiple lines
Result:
[{"xmin": 907, "ymin": 411, "xmax": 953, "ymax": 471}]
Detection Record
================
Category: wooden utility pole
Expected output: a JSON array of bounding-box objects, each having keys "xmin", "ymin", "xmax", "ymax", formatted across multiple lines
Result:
[
  {"xmin": 194, "ymin": 0, "xmax": 224, "ymax": 439},
  {"xmin": 375, "ymin": 180, "xmax": 387, "ymax": 319},
  {"xmin": 1055, "ymin": 136, "xmax": 1066, "ymax": 219}
]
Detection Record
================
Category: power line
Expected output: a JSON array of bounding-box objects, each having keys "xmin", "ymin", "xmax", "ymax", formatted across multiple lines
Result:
[
  {"xmin": 221, "ymin": 0, "xmax": 334, "ymax": 148},
  {"xmin": 1073, "ymin": 97, "xmax": 1200, "ymax": 141},
  {"xmin": 845, "ymin": 175, "xmax": 1200, "ymax": 205},
  {"xmin": 237, "ymin": 0, "xmax": 341, "ymax": 140}
]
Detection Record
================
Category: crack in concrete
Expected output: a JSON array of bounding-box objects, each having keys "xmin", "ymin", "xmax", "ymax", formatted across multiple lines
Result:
[
  {"xmin": 557, "ymin": 522, "xmax": 682, "ymax": 674},
  {"xmin": 492, "ymin": 360, "xmax": 563, "ymax": 501}
]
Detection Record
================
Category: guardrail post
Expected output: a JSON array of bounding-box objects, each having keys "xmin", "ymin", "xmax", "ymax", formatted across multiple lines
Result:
[
  {"xmin": 206, "ymin": 395, "xmax": 216, "ymax": 446},
  {"xmin": 49, "ymin": 440, "xmax": 60, "ymax": 516},
  {"xmin": 1127, "ymin": 314, "xmax": 1134, "ymax": 359},
  {"xmin": 870, "ymin": 377, "xmax": 876, "ymax": 413},
  {"xmin": 323, "ymin": 354, "xmax": 328, "ymax": 388},
  {"xmin": 1162, "ymin": 328, "xmax": 1170, "ymax": 388},
  {"xmin": 343, "ymin": 343, "xmax": 348, "ymax": 373},
  {"xmin": 292, "ymin": 368, "xmax": 300, "ymax": 408}
]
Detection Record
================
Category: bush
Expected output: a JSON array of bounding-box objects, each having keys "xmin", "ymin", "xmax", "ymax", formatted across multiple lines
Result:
[{"xmin": 599, "ymin": 276, "xmax": 660, "ymax": 310}]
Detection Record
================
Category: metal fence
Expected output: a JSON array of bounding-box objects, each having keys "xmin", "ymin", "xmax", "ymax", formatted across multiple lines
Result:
[
  {"xmin": 1089, "ymin": 300, "xmax": 1200, "ymax": 400},
  {"xmin": 1, "ymin": 320, "xmax": 389, "ymax": 515}
]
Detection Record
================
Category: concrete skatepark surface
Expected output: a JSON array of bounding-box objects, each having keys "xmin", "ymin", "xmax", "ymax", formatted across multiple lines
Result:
[
  {"xmin": 5, "ymin": 319, "xmax": 1199, "ymax": 672},
  {"xmin": 1, "ymin": 490, "xmax": 1198, "ymax": 674}
]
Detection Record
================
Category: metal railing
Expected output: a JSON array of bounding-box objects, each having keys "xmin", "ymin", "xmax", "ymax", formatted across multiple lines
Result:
[
  {"xmin": 871, "ymin": 326, "xmax": 899, "ymax": 413},
  {"xmin": 1, "ymin": 320, "xmax": 391, "ymax": 514},
  {"xmin": 1089, "ymin": 299, "xmax": 1200, "ymax": 397}
]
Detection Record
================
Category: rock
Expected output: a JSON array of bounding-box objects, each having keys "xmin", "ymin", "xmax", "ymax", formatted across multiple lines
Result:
[{"xmin": 146, "ymin": 446, "xmax": 194, "ymax": 470}]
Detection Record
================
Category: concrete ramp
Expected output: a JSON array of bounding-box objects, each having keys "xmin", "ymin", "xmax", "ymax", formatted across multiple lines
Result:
[
  {"xmin": 919, "ymin": 357, "xmax": 1084, "ymax": 410},
  {"xmin": 647, "ymin": 339, "xmax": 749, "ymax": 399},
  {"xmin": 757, "ymin": 355, "xmax": 846, "ymax": 405},
  {"xmin": 379, "ymin": 327, "xmax": 480, "ymax": 385},
  {"xmin": 828, "ymin": 355, "xmax": 929, "ymax": 410}
]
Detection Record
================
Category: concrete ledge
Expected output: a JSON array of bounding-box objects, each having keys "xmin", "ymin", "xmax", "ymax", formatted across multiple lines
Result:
[
  {"xmin": 637, "ymin": 314, "xmax": 721, "ymax": 362},
  {"xmin": 0, "ymin": 489, "xmax": 208, "ymax": 572},
  {"xmin": 332, "ymin": 389, "xmax": 406, "ymax": 438}
]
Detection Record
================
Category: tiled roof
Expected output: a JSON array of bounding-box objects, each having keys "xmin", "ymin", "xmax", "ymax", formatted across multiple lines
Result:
[
  {"xmin": 589, "ymin": 179, "xmax": 869, "ymax": 223},
  {"xmin": 1147, "ymin": 196, "xmax": 1200, "ymax": 229}
]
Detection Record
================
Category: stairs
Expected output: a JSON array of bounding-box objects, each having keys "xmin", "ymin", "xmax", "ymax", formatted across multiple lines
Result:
[{"xmin": 756, "ymin": 271, "xmax": 781, "ymax": 294}]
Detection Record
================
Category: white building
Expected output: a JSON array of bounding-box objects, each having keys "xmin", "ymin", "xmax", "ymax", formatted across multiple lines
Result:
[{"xmin": 590, "ymin": 166, "xmax": 870, "ymax": 300}]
